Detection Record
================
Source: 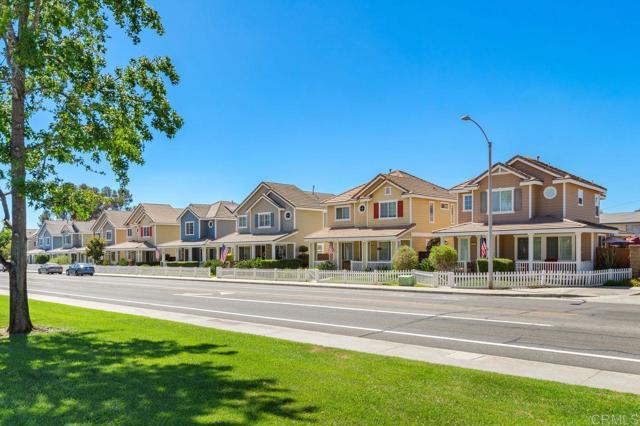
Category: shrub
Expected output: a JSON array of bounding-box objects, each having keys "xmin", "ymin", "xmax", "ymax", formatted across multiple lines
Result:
[
  {"xmin": 136, "ymin": 261, "xmax": 160, "ymax": 266},
  {"xmin": 86, "ymin": 236, "xmax": 106, "ymax": 263},
  {"xmin": 298, "ymin": 245, "xmax": 309, "ymax": 253},
  {"xmin": 425, "ymin": 238, "xmax": 440, "ymax": 258},
  {"xmin": 476, "ymin": 258, "xmax": 515, "ymax": 273},
  {"xmin": 428, "ymin": 245, "xmax": 458, "ymax": 271},
  {"xmin": 203, "ymin": 259, "xmax": 224, "ymax": 275},
  {"xmin": 101, "ymin": 258, "xmax": 111, "ymax": 266},
  {"xmin": 118, "ymin": 258, "xmax": 130, "ymax": 266},
  {"xmin": 165, "ymin": 261, "xmax": 199, "ymax": 267},
  {"xmin": 50, "ymin": 255, "xmax": 71, "ymax": 265},
  {"xmin": 235, "ymin": 258, "xmax": 303, "ymax": 269},
  {"xmin": 35, "ymin": 254, "xmax": 49, "ymax": 264},
  {"xmin": 417, "ymin": 258, "xmax": 435, "ymax": 272},
  {"xmin": 392, "ymin": 245, "xmax": 419, "ymax": 270},
  {"xmin": 316, "ymin": 260, "xmax": 336, "ymax": 270}
]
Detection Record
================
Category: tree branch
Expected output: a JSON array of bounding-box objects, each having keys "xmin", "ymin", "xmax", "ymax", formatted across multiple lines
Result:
[
  {"xmin": 0, "ymin": 189, "xmax": 10, "ymax": 228},
  {"xmin": 0, "ymin": 251, "xmax": 11, "ymax": 270}
]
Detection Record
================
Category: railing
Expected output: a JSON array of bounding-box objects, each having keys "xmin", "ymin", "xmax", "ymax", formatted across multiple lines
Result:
[
  {"xmin": 455, "ymin": 261, "xmax": 469, "ymax": 273},
  {"xmin": 216, "ymin": 267, "xmax": 632, "ymax": 289},
  {"xmin": 515, "ymin": 261, "xmax": 580, "ymax": 273},
  {"xmin": 94, "ymin": 265, "xmax": 211, "ymax": 278},
  {"xmin": 350, "ymin": 260, "xmax": 392, "ymax": 271}
]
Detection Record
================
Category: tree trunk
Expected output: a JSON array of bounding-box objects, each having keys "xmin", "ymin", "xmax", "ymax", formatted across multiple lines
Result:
[{"xmin": 8, "ymin": 62, "xmax": 32, "ymax": 335}]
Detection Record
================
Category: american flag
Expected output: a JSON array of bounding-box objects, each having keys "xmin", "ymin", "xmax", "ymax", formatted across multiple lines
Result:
[
  {"xmin": 155, "ymin": 248, "xmax": 161, "ymax": 262},
  {"xmin": 327, "ymin": 243, "xmax": 334, "ymax": 256},
  {"xmin": 480, "ymin": 237, "xmax": 488, "ymax": 258},
  {"xmin": 220, "ymin": 244, "xmax": 229, "ymax": 262}
]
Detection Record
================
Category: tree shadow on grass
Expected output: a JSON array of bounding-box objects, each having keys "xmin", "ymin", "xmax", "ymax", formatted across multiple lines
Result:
[{"xmin": 0, "ymin": 331, "xmax": 317, "ymax": 425}]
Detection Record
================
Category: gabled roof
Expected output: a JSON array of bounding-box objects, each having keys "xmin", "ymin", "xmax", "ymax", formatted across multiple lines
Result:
[
  {"xmin": 182, "ymin": 201, "xmax": 238, "ymax": 220},
  {"xmin": 600, "ymin": 211, "xmax": 640, "ymax": 225},
  {"xmin": 507, "ymin": 155, "xmax": 606, "ymax": 192},
  {"xmin": 72, "ymin": 220, "xmax": 96, "ymax": 234},
  {"xmin": 125, "ymin": 203, "xmax": 182, "ymax": 225},
  {"xmin": 40, "ymin": 220, "xmax": 71, "ymax": 236},
  {"xmin": 325, "ymin": 170, "xmax": 454, "ymax": 204},
  {"xmin": 236, "ymin": 182, "xmax": 334, "ymax": 212},
  {"xmin": 39, "ymin": 219, "xmax": 96, "ymax": 236},
  {"xmin": 103, "ymin": 210, "xmax": 131, "ymax": 228}
]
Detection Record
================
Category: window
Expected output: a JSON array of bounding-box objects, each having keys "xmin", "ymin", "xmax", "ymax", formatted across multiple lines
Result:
[
  {"xmin": 38, "ymin": 238, "xmax": 42, "ymax": 247},
  {"xmin": 45, "ymin": 237, "xmax": 51, "ymax": 246},
  {"xmin": 284, "ymin": 211, "xmax": 292, "ymax": 220},
  {"xmin": 63, "ymin": 234, "xmax": 71, "ymax": 245},
  {"xmin": 577, "ymin": 189, "xmax": 584, "ymax": 206},
  {"xmin": 379, "ymin": 201, "xmax": 397, "ymax": 219},
  {"xmin": 546, "ymin": 236, "xmax": 573, "ymax": 261},
  {"xmin": 543, "ymin": 186, "xmax": 557, "ymax": 200},
  {"xmin": 208, "ymin": 220, "xmax": 214, "ymax": 228},
  {"xmin": 378, "ymin": 241, "xmax": 391, "ymax": 261},
  {"xmin": 142, "ymin": 226, "xmax": 151, "ymax": 237},
  {"xmin": 105, "ymin": 230, "xmax": 112, "ymax": 241},
  {"xmin": 459, "ymin": 238, "xmax": 470, "ymax": 261},
  {"xmin": 185, "ymin": 221, "xmax": 194, "ymax": 236},
  {"xmin": 595, "ymin": 194, "xmax": 600, "ymax": 217},
  {"xmin": 491, "ymin": 189, "xmax": 513, "ymax": 213},
  {"xmin": 257, "ymin": 212, "xmax": 272, "ymax": 228},
  {"xmin": 463, "ymin": 194, "xmax": 473, "ymax": 212},
  {"xmin": 358, "ymin": 204, "xmax": 366, "ymax": 213},
  {"xmin": 441, "ymin": 202, "xmax": 449, "ymax": 210},
  {"xmin": 450, "ymin": 207, "xmax": 455, "ymax": 224},
  {"xmin": 384, "ymin": 186, "xmax": 392, "ymax": 195},
  {"xmin": 534, "ymin": 237, "xmax": 542, "ymax": 261},
  {"xmin": 275, "ymin": 245, "xmax": 287, "ymax": 260},
  {"xmin": 127, "ymin": 228, "xmax": 132, "ymax": 237},
  {"xmin": 517, "ymin": 237, "xmax": 543, "ymax": 261},
  {"xmin": 238, "ymin": 246, "xmax": 251, "ymax": 260},
  {"xmin": 335, "ymin": 206, "xmax": 350, "ymax": 221},
  {"xmin": 238, "ymin": 215, "xmax": 248, "ymax": 228},
  {"xmin": 429, "ymin": 201, "xmax": 435, "ymax": 223}
]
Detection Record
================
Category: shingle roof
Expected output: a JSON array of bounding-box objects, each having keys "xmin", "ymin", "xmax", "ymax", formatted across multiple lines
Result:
[
  {"xmin": 42, "ymin": 220, "xmax": 71, "ymax": 235},
  {"xmin": 508, "ymin": 155, "xmax": 606, "ymax": 191},
  {"xmin": 139, "ymin": 203, "xmax": 183, "ymax": 223},
  {"xmin": 72, "ymin": 220, "xmax": 96, "ymax": 234},
  {"xmin": 183, "ymin": 201, "xmax": 238, "ymax": 220},
  {"xmin": 324, "ymin": 184, "xmax": 367, "ymax": 204},
  {"xmin": 433, "ymin": 218, "xmax": 618, "ymax": 234},
  {"xmin": 101, "ymin": 210, "xmax": 131, "ymax": 228},
  {"xmin": 263, "ymin": 182, "xmax": 334, "ymax": 209},
  {"xmin": 600, "ymin": 211, "xmax": 640, "ymax": 225},
  {"xmin": 305, "ymin": 224, "xmax": 415, "ymax": 240}
]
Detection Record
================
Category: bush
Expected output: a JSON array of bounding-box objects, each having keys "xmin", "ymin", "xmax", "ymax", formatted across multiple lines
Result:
[
  {"xmin": 35, "ymin": 254, "xmax": 49, "ymax": 264},
  {"xmin": 203, "ymin": 259, "xmax": 224, "ymax": 275},
  {"xmin": 298, "ymin": 245, "xmax": 309, "ymax": 253},
  {"xmin": 392, "ymin": 245, "xmax": 419, "ymax": 270},
  {"xmin": 136, "ymin": 261, "xmax": 161, "ymax": 266},
  {"xmin": 118, "ymin": 258, "xmax": 130, "ymax": 266},
  {"xmin": 476, "ymin": 258, "xmax": 515, "ymax": 273},
  {"xmin": 86, "ymin": 236, "xmax": 106, "ymax": 263},
  {"xmin": 50, "ymin": 255, "xmax": 71, "ymax": 265},
  {"xmin": 235, "ymin": 258, "xmax": 303, "ymax": 269},
  {"xmin": 316, "ymin": 260, "xmax": 336, "ymax": 270},
  {"xmin": 101, "ymin": 258, "xmax": 111, "ymax": 266},
  {"xmin": 428, "ymin": 245, "xmax": 458, "ymax": 271},
  {"xmin": 417, "ymin": 258, "xmax": 434, "ymax": 272},
  {"xmin": 165, "ymin": 261, "xmax": 200, "ymax": 267}
]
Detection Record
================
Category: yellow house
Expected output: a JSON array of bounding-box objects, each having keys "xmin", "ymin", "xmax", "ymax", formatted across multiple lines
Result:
[{"xmin": 305, "ymin": 170, "xmax": 457, "ymax": 270}]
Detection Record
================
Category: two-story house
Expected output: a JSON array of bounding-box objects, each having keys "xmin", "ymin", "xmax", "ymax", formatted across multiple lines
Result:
[
  {"xmin": 91, "ymin": 210, "xmax": 132, "ymax": 263},
  {"xmin": 29, "ymin": 219, "xmax": 95, "ymax": 263},
  {"xmin": 104, "ymin": 203, "xmax": 182, "ymax": 264},
  {"xmin": 158, "ymin": 201, "xmax": 237, "ymax": 262},
  {"xmin": 305, "ymin": 170, "xmax": 456, "ymax": 270},
  {"xmin": 26, "ymin": 228, "xmax": 39, "ymax": 263},
  {"xmin": 433, "ymin": 155, "xmax": 618, "ymax": 271},
  {"xmin": 213, "ymin": 182, "xmax": 332, "ymax": 261}
]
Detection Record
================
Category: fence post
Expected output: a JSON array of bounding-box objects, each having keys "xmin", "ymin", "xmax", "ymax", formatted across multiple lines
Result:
[
  {"xmin": 608, "ymin": 269, "xmax": 613, "ymax": 282},
  {"xmin": 540, "ymin": 270, "xmax": 546, "ymax": 286},
  {"xmin": 447, "ymin": 272, "xmax": 454, "ymax": 287},
  {"xmin": 253, "ymin": 268, "xmax": 257, "ymax": 280},
  {"xmin": 216, "ymin": 266, "xmax": 222, "ymax": 277},
  {"xmin": 274, "ymin": 268, "xmax": 278, "ymax": 281}
]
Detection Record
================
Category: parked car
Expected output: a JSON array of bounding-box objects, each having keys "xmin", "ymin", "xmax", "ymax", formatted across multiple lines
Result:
[
  {"xmin": 38, "ymin": 263, "xmax": 63, "ymax": 274},
  {"xmin": 66, "ymin": 263, "xmax": 95, "ymax": 276}
]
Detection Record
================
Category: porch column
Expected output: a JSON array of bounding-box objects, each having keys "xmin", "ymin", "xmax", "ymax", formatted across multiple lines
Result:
[
  {"xmin": 363, "ymin": 241, "xmax": 369, "ymax": 269},
  {"xmin": 527, "ymin": 233, "xmax": 534, "ymax": 271},
  {"xmin": 575, "ymin": 232, "xmax": 582, "ymax": 271},
  {"xmin": 591, "ymin": 233, "xmax": 596, "ymax": 264},
  {"xmin": 335, "ymin": 241, "xmax": 341, "ymax": 268},
  {"xmin": 203, "ymin": 247, "xmax": 208, "ymax": 262},
  {"xmin": 250, "ymin": 245, "xmax": 255, "ymax": 260},
  {"xmin": 271, "ymin": 243, "xmax": 276, "ymax": 260},
  {"xmin": 309, "ymin": 242, "xmax": 315, "ymax": 267}
]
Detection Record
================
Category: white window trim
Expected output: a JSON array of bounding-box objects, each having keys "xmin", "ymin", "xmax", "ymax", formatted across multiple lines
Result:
[
  {"xmin": 440, "ymin": 202, "xmax": 449, "ymax": 210},
  {"xmin": 462, "ymin": 194, "xmax": 473, "ymax": 212},
  {"xmin": 458, "ymin": 237, "xmax": 471, "ymax": 261},
  {"xmin": 185, "ymin": 221, "xmax": 195, "ymax": 236},
  {"xmin": 45, "ymin": 237, "xmax": 51, "ymax": 245},
  {"xmin": 127, "ymin": 228, "xmax": 132, "ymax": 237},
  {"xmin": 105, "ymin": 230, "xmax": 113, "ymax": 241},
  {"xmin": 335, "ymin": 206, "xmax": 351, "ymax": 221},
  {"xmin": 208, "ymin": 220, "xmax": 214, "ymax": 228},
  {"xmin": 358, "ymin": 204, "xmax": 366, "ymax": 213},
  {"xmin": 63, "ymin": 234, "xmax": 71, "ymax": 245},
  {"xmin": 378, "ymin": 200, "xmax": 399, "ymax": 220},
  {"xmin": 489, "ymin": 187, "xmax": 515, "ymax": 215},
  {"xmin": 429, "ymin": 201, "xmax": 435, "ymax": 223},
  {"xmin": 577, "ymin": 189, "xmax": 584, "ymax": 207},
  {"xmin": 257, "ymin": 212, "xmax": 273, "ymax": 229},
  {"xmin": 284, "ymin": 211, "xmax": 292, "ymax": 220},
  {"xmin": 384, "ymin": 186, "xmax": 392, "ymax": 195},
  {"xmin": 238, "ymin": 215, "xmax": 248, "ymax": 229},
  {"xmin": 514, "ymin": 234, "xmax": 575, "ymax": 262}
]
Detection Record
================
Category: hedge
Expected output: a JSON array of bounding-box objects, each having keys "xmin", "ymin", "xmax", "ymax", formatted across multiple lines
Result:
[
  {"xmin": 165, "ymin": 261, "xmax": 200, "ymax": 267},
  {"xmin": 476, "ymin": 258, "xmax": 515, "ymax": 272},
  {"xmin": 235, "ymin": 258, "xmax": 303, "ymax": 269}
]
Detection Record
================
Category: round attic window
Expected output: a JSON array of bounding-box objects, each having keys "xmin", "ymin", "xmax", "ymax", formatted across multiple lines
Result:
[
  {"xmin": 543, "ymin": 186, "xmax": 557, "ymax": 200},
  {"xmin": 208, "ymin": 220, "xmax": 214, "ymax": 228},
  {"xmin": 284, "ymin": 211, "xmax": 292, "ymax": 220},
  {"xmin": 359, "ymin": 204, "xmax": 366, "ymax": 213}
]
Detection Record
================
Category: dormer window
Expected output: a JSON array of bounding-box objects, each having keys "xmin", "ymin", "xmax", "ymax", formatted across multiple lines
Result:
[
  {"xmin": 127, "ymin": 228, "xmax": 132, "ymax": 237},
  {"xmin": 384, "ymin": 186, "xmax": 392, "ymax": 195},
  {"xmin": 577, "ymin": 189, "xmax": 584, "ymax": 206}
]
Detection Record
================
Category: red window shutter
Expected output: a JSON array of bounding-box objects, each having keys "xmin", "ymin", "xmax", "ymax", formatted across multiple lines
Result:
[
  {"xmin": 373, "ymin": 203, "xmax": 379, "ymax": 219},
  {"xmin": 397, "ymin": 200, "xmax": 404, "ymax": 217}
]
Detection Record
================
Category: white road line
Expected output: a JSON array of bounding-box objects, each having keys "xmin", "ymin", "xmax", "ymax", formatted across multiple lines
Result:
[
  {"xmin": 173, "ymin": 293, "xmax": 553, "ymax": 327},
  {"xmin": 23, "ymin": 288, "xmax": 640, "ymax": 364}
]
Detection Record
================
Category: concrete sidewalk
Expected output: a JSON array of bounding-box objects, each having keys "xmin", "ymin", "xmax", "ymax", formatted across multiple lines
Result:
[{"xmin": 13, "ymin": 290, "xmax": 640, "ymax": 396}]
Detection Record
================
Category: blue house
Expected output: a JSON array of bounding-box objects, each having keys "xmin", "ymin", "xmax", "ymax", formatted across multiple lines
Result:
[
  {"xmin": 158, "ymin": 201, "xmax": 237, "ymax": 262},
  {"xmin": 28, "ymin": 219, "xmax": 95, "ymax": 263}
]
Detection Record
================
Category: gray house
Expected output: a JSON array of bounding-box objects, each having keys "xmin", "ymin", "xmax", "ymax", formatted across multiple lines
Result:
[
  {"xmin": 158, "ymin": 201, "xmax": 237, "ymax": 262},
  {"xmin": 28, "ymin": 219, "xmax": 95, "ymax": 263}
]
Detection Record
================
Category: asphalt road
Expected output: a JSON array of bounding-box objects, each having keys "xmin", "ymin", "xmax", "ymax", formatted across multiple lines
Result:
[{"xmin": 2, "ymin": 273, "xmax": 639, "ymax": 375}]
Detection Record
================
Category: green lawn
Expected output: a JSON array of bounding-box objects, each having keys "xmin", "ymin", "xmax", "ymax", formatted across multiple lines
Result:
[{"xmin": 0, "ymin": 297, "xmax": 638, "ymax": 425}]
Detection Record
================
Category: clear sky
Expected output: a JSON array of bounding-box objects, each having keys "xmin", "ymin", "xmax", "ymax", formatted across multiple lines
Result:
[{"xmin": 28, "ymin": 0, "xmax": 640, "ymax": 227}]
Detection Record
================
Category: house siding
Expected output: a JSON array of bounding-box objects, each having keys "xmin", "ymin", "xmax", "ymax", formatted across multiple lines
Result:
[
  {"xmin": 180, "ymin": 210, "xmax": 201, "ymax": 241},
  {"xmin": 474, "ymin": 173, "xmax": 530, "ymax": 224},
  {"xmin": 215, "ymin": 220, "xmax": 236, "ymax": 239},
  {"xmin": 155, "ymin": 224, "xmax": 180, "ymax": 245}
]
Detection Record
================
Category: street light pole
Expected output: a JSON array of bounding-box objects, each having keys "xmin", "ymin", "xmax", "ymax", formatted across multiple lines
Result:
[{"xmin": 460, "ymin": 115, "xmax": 494, "ymax": 289}]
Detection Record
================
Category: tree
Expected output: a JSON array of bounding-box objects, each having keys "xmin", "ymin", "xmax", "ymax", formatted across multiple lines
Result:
[
  {"xmin": 37, "ymin": 210, "xmax": 51, "ymax": 226},
  {"xmin": 86, "ymin": 236, "xmax": 106, "ymax": 264},
  {"xmin": 392, "ymin": 245, "xmax": 418, "ymax": 270},
  {"xmin": 0, "ymin": 1, "xmax": 183, "ymax": 334},
  {"xmin": 428, "ymin": 245, "xmax": 458, "ymax": 272}
]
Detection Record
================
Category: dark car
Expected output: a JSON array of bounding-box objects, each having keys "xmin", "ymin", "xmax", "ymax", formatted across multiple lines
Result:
[
  {"xmin": 38, "ymin": 263, "xmax": 64, "ymax": 274},
  {"xmin": 66, "ymin": 263, "xmax": 95, "ymax": 276}
]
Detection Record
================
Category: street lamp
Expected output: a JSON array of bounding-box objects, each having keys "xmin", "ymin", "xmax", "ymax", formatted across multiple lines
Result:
[{"xmin": 460, "ymin": 115, "xmax": 494, "ymax": 289}]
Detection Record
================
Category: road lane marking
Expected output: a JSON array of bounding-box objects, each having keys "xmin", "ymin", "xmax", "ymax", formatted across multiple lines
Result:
[
  {"xmin": 172, "ymin": 293, "xmax": 553, "ymax": 328},
  {"xmin": 22, "ymin": 289, "xmax": 640, "ymax": 365}
]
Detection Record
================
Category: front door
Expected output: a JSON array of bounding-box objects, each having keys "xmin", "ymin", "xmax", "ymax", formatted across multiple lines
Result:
[{"xmin": 341, "ymin": 242, "xmax": 353, "ymax": 269}]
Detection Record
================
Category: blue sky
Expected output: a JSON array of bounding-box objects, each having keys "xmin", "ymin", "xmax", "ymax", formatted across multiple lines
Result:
[{"xmin": 29, "ymin": 1, "xmax": 640, "ymax": 226}]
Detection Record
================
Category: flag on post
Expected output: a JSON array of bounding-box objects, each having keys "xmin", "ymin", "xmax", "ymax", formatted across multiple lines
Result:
[
  {"xmin": 155, "ymin": 248, "xmax": 161, "ymax": 262},
  {"xmin": 327, "ymin": 243, "xmax": 334, "ymax": 257},
  {"xmin": 480, "ymin": 238, "xmax": 488, "ymax": 258},
  {"xmin": 220, "ymin": 244, "xmax": 229, "ymax": 263}
]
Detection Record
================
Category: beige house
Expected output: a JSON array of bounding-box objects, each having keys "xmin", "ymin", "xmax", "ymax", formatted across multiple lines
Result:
[
  {"xmin": 305, "ymin": 170, "xmax": 456, "ymax": 270},
  {"xmin": 433, "ymin": 155, "xmax": 618, "ymax": 272},
  {"xmin": 213, "ymin": 182, "xmax": 332, "ymax": 261},
  {"xmin": 104, "ymin": 203, "xmax": 182, "ymax": 264},
  {"xmin": 599, "ymin": 211, "xmax": 640, "ymax": 237},
  {"xmin": 91, "ymin": 210, "xmax": 131, "ymax": 263}
]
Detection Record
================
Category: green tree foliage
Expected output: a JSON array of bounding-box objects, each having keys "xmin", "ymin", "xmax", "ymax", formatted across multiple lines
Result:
[
  {"xmin": 428, "ymin": 245, "xmax": 458, "ymax": 272},
  {"xmin": 392, "ymin": 245, "xmax": 419, "ymax": 270},
  {"xmin": 85, "ymin": 236, "xmax": 106, "ymax": 263},
  {"xmin": 0, "ymin": 1, "xmax": 183, "ymax": 334},
  {"xmin": 0, "ymin": 228, "xmax": 10, "ymax": 260},
  {"xmin": 42, "ymin": 184, "xmax": 133, "ymax": 221}
]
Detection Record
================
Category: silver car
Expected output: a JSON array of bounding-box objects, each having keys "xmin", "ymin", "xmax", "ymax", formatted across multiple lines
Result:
[{"xmin": 37, "ymin": 263, "xmax": 64, "ymax": 274}]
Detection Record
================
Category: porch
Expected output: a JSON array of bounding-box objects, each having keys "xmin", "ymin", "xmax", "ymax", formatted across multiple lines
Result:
[
  {"xmin": 308, "ymin": 240, "xmax": 409, "ymax": 270},
  {"xmin": 232, "ymin": 243, "xmax": 297, "ymax": 261}
]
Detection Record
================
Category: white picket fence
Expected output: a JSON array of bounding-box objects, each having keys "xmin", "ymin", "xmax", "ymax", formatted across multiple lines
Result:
[
  {"xmin": 216, "ymin": 267, "xmax": 632, "ymax": 289},
  {"xmin": 27, "ymin": 264, "xmax": 211, "ymax": 278}
]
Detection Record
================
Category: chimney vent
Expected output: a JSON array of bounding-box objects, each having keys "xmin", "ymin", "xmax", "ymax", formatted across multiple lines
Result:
[{"xmin": 536, "ymin": 155, "xmax": 541, "ymax": 161}]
